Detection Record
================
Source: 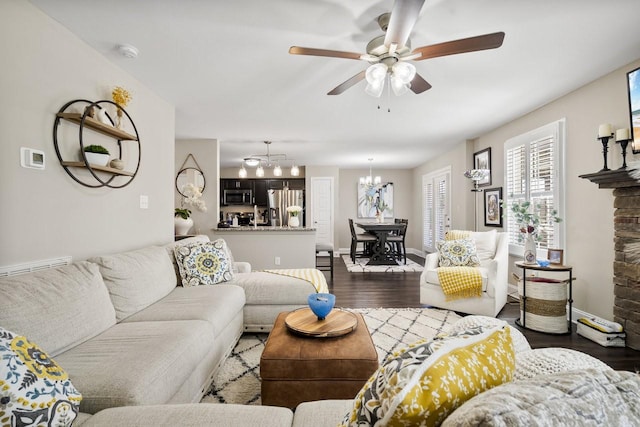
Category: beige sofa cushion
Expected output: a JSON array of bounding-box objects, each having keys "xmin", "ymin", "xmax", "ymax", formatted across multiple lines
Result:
[
  {"xmin": 55, "ymin": 320, "xmax": 214, "ymax": 414},
  {"xmin": 81, "ymin": 403, "xmax": 294, "ymax": 427},
  {"xmin": 228, "ymin": 272, "xmax": 316, "ymax": 305},
  {"xmin": 122, "ymin": 284, "xmax": 245, "ymax": 337},
  {"xmin": 89, "ymin": 246, "xmax": 177, "ymax": 321},
  {"xmin": 0, "ymin": 261, "xmax": 116, "ymax": 357}
]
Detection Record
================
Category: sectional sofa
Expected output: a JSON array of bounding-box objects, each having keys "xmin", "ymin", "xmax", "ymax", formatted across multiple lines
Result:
[
  {"xmin": 0, "ymin": 235, "xmax": 318, "ymax": 423},
  {"xmin": 1, "ymin": 236, "xmax": 639, "ymax": 426}
]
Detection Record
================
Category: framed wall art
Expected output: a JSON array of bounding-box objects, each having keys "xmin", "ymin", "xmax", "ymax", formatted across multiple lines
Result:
[
  {"xmin": 548, "ymin": 249, "xmax": 564, "ymax": 265},
  {"xmin": 357, "ymin": 182, "xmax": 394, "ymax": 218},
  {"xmin": 484, "ymin": 187, "xmax": 502, "ymax": 227},
  {"xmin": 626, "ymin": 66, "xmax": 640, "ymax": 153},
  {"xmin": 473, "ymin": 147, "xmax": 492, "ymax": 186}
]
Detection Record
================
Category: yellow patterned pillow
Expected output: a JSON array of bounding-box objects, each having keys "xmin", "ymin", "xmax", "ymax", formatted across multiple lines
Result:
[{"xmin": 339, "ymin": 325, "xmax": 514, "ymax": 427}]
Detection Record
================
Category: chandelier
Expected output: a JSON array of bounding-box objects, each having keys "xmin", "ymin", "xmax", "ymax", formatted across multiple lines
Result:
[
  {"xmin": 238, "ymin": 141, "xmax": 300, "ymax": 178},
  {"xmin": 360, "ymin": 158, "xmax": 382, "ymax": 186},
  {"xmin": 365, "ymin": 61, "xmax": 416, "ymax": 98}
]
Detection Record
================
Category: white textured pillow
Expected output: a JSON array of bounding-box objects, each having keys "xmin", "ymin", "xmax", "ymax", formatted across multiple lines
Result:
[{"xmin": 471, "ymin": 229, "xmax": 498, "ymax": 260}]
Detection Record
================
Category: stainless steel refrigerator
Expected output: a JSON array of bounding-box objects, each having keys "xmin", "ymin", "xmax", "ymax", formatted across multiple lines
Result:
[{"xmin": 268, "ymin": 189, "xmax": 304, "ymax": 227}]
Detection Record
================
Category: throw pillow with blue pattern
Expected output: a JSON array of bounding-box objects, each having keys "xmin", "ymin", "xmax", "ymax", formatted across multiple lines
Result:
[
  {"xmin": 174, "ymin": 239, "xmax": 234, "ymax": 286},
  {"xmin": 0, "ymin": 327, "xmax": 81, "ymax": 426}
]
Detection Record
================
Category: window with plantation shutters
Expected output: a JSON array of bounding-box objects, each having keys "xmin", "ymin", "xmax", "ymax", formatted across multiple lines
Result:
[
  {"xmin": 423, "ymin": 167, "xmax": 451, "ymax": 253},
  {"xmin": 504, "ymin": 120, "xmax": 565, "ymax": 256}
]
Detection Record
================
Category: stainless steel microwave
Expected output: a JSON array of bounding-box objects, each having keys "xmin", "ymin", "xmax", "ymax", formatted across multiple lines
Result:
[{"xmin": 223, "ymin": 189, "xmax": 252, "ymax": 205}]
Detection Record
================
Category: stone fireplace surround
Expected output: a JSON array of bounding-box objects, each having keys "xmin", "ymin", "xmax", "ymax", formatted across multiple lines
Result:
[{"xmin": 580, "ymin": 169, "xmax": 640, "ymax": 350}]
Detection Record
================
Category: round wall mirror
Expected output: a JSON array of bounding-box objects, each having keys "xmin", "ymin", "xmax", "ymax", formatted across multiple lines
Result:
[{"xmin": 176, "ymin": 167, "xmax": 206, "ymax": 197}]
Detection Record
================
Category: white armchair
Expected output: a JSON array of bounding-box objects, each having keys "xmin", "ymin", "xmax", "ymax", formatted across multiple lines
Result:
[{"xmin": 419, "ymin": 231, "xmax": 508, "ymax": 317}]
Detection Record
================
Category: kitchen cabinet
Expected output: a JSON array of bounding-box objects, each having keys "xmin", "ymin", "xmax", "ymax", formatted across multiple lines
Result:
[
  {"xmin": 268, "ymin": 179, "xmax": 305, "ymax": 190},
  {"xmin": 222, "ymin": 179, "xmax": 252, "ymax": 190},
  {"xmin": 253, "ymin": 180, "xmax": 268, "ymax": 206},
  {"xmin": 220, "ymin": 179, "xmax": 305, "ymax": 206}
]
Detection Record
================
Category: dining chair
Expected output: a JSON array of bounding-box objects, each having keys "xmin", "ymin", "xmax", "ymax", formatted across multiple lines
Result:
[
  {"xmin": 388, "ymin": 219, "xmax": 408, "ymax": 264},
  {"xmin": 349, "ymin": 219, "xmax": 376, "ymax": 263}
]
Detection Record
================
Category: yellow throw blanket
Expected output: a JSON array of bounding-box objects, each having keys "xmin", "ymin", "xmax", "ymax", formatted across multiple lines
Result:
[
  {"xmin": 437, "ymin": 266, "xmax": 482, "ymax": 301},
  {"xmin": 263, "ymin": 268, "xmax": 329, "ymax": 294}
]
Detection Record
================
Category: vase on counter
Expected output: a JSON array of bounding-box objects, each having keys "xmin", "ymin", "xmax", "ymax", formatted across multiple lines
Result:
[
  {"xmin": 523, "ymin": 234, "xmax": 537, "ymax": 264},
  {"xmin": 175, "ymin": 217, "xmax": 193, "ymax": 235},
  {"xmin": 289, "ymin": 215, "xmax": 300, "ymax": 228}
]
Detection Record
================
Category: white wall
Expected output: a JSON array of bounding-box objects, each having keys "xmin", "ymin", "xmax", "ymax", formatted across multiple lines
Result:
[
  {"xmin": 175, "ymin": 139, "xmax": 220, "ymax": 238},
  {"xmin": 0, "ymin": 1, "xmax": 175, "ymax": 265}
]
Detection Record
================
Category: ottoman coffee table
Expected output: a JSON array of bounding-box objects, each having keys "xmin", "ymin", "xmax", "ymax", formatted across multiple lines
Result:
[{"xmin": 260, "ymin": 309, "xmax": 378, "ymax": 408}]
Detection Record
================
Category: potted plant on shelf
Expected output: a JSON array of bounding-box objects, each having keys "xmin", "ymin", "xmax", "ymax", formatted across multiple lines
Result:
[
  {"xmin": 174, "ymin": 208, "xmax": 193, "ymax": 236},
  {"xmin": 82, "ymin": 145, "xmax": 110, "ymax": 167}
]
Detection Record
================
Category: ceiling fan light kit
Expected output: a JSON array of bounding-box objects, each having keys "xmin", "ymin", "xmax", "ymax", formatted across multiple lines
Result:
[{"xmin": 288, "ymin": 0, "xmax": 504, "ymax": 98}]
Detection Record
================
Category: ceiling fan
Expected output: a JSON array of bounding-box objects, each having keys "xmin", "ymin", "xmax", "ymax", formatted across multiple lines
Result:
[{"xmin": 289, "ymin": 0, "xmax": 505, "ymax": 97}]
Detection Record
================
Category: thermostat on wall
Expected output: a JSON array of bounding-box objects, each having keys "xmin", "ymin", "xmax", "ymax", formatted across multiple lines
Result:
[{"xmin": 20, "ymin": 147, "xmax": 45, "ymax": 170}]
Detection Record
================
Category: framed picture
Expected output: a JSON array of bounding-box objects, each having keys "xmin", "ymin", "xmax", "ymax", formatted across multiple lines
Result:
[
  {"xmin": 626, "ymin": 66, "xmax": 640, "ymax": 154},
  {"xmin": 473, "ymin": 147, "xmax": 492, "ymax": 186},
  {"xmin": 484, "ymin": 187, "xmax": 502, "ymax": 227},
  {"xmin": 548, "ymin": 249, "xmax": 564, "ymax": 265},
  {"xmin": 357, "ymin": 182, "xmax": 394, "ymax": 218}
]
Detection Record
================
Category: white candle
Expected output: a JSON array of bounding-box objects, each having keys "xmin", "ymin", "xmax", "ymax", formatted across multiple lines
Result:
[
  {"xmin": 616, "ymin": 128, "xmax": 630, "ymax": 141},
  {"xmin": 598, "ymin": 123, "xmax": 612, "ymax": 138}
]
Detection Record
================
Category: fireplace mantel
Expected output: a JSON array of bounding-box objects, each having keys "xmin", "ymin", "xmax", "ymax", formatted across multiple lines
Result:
[
  {"xmin": 580, "ymin": 169, "xmax": 640, "ymax": 350},
  {"xmin": 579, "ymin": 169, "xmax": 639, "ymax": 189}
]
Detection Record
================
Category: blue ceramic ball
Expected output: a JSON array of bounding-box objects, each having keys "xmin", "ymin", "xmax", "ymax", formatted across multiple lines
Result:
[
  {"xmin": 537, "ymin": 259, "xmax": 550, "ymax": 267},
  {"xmin": 308, "ymin": 293, "xmax": 336, "ymax": 320}
]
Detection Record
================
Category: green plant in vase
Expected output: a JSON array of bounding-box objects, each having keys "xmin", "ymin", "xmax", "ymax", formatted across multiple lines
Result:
[
  {"xmin": 174, "ymin": 208, "xmax": 192, "ymax": 219},
  {"xmin": 502, "ymin": 199, "xmax": 562, "ymax": 264}
]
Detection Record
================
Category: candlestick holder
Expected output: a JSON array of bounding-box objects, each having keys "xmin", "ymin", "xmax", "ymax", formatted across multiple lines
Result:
[
  {"xmin": 617, "ymin": 138, "xmax": 630, "ymax": 169},
  {"xmin": 598, "ymin": 135, "xmax": 612, "ymax": 172}
]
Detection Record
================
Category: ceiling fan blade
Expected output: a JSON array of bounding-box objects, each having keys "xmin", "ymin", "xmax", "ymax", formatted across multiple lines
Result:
[
  {"xmin": 289, "ymin": 46, "xmax": 363, "ymax": 61},
  {"xmin": 410, "ymin": 72, "xmax": 432, "ymax": 94},
  {"xmin": 328, "ymin": 70, "xmax": 366, "ymax": 95},
  {"xmin": 384, "ymin": 0, "xmax": 425, "ymax": 49},
  {"xmin": 412, "ymin": 31, "xmax": 505, "ymax": 60}
]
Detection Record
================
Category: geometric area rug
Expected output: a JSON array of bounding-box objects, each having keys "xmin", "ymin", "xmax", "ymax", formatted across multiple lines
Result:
[
  {"xmin": 342, "ymin": 255, "xmax": 425, "ymax": 273},
  {"xmin": 202, "ymin": 307, "xmax": 461, "ymax": 406}
]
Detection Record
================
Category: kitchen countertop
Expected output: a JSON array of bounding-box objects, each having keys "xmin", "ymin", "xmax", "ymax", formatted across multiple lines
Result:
[{"xmin": 213, "ymin": 226, "xmax": 316, "ymax": 232}]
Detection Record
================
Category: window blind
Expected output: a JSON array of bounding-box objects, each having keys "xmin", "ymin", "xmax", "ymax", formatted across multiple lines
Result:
[{"xmin": 504, "ymin": 120, "xmax": 565, "ymax": 255}]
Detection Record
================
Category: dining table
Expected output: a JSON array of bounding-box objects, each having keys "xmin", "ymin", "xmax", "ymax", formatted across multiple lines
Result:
[{"xmin": 355, "ymin": 222, "xmax": 404, "ymax": 265}]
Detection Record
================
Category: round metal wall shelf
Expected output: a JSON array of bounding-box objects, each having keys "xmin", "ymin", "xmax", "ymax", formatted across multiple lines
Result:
[{"xmin": 53, "ymin": 99, "xmax": 141, "ymax": 188}]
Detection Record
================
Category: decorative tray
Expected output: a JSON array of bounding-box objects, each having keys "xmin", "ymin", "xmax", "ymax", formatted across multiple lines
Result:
[{"xmin": 284, "ymin": 308, "xmax": 358, "ymax": 338}]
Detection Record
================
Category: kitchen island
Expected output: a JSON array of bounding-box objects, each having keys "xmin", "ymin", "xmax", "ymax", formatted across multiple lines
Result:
[{"xmin": 212, "ymin": 226, "xmax": 316, "ymax": 270}]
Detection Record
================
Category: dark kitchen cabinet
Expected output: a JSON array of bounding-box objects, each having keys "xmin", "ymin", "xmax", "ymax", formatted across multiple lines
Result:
[
  {"xmin": 222, "ymin": 179, "xmax": 252, "ymax": 190},
  {"xmin": 267, "ymin": 179, "xmax": 305, "ymax": 190},
  {"xmin": 253, "ymin": 180, "xmax": 268, "ymax": 206}
]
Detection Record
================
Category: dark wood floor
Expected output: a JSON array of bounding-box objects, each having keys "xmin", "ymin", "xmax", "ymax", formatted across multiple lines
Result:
[{"xmin": 320, "ymin": 253, "xmax": 640, "ymax": 372}]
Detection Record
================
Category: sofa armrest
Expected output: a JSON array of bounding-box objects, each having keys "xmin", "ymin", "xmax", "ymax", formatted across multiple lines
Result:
[
  {"xmin": 234, "ymin": 262, "xmax": 252, "ymax": 273},
  {"xmin": 489, "ymin": 233, "xmax": 509, "ymax": 307},
  {"xmin": 425, "ymin": 252, "xmax": 439, "ymax": 270}
]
